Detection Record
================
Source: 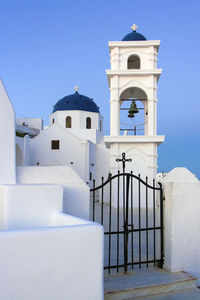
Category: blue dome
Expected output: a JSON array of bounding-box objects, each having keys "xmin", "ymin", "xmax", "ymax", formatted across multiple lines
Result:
[
  {"xmin": 53, "ymin": 91, "xmax": 100, "ymax": 113},
  {"xmin": 122, "ymin": 31, "xmax": 146, "ymax": 41}
]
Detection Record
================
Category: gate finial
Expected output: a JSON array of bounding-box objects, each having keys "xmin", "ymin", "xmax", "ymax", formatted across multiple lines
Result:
[{"xmin": 116, "ymin": 152, "xmax": 132, "ymax": 173}]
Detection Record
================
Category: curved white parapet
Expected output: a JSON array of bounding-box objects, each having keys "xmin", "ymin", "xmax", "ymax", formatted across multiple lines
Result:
[
  {"xmin": 0, "ymin": 183, "xmax": 104, "ymax": 300},
  {"xmin": 17, "ymin": 166, "xmax": 90, "ymax": 220},
  {"xmin": 0, "ymin": 184, "xmax": 63, "ymax": 230},
  {"xmin": 0, "ymin": 221, "xmax": 104, "ymax": 300}
]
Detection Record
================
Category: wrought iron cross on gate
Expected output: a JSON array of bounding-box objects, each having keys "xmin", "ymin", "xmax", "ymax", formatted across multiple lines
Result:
[{"xmin": 116, "ymin": 152, "xmax": 132, "ymax": 173}]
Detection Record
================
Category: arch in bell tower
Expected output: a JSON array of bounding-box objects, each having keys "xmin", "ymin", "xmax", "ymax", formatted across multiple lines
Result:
[
  {"xmin": 119, "ymin": 87, "xmax": 147, "ymax": 136},
  {"xmin": 127, "ymin": 55, "xmax": 140, "ymax": 69}
]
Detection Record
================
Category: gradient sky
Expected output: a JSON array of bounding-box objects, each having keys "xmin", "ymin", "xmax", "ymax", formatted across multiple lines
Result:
[{"xmin": 0, "ymin": 0, "xmax": 200, "ymax": 178}]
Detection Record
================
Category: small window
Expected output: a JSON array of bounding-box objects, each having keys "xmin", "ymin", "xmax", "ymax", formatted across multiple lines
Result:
[
  {"xmin": 128, "ymin": 55, "xmax": 140, "ymax": 69},
  {"xmin": 90, "ymin": 172, "xmax": 92, "ymax": 181},
  {"xmin": 51, "ymin": 140, "xmax": 59, "ymax": 150},
  {"xmin": 100, "ymin": 120, "xmax": 102, "ymax": 132},
  {"xmin": 66, "ymin": 116, "xmax": 72, "ymax": 128},
  {"xmin": 52, "ymin": 118, "xmax": 55, "ymax": 124},
  {"xmin": 86, "ymin": 117, "xmax": 91, "ymax": 129}
]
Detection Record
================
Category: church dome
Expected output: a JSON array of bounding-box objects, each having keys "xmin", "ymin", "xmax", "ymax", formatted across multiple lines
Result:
[
  {"xmin": 122, "ymin": 31, "xmax": 146, "ymax": 41},
  {"xmin": 53, "ymin": 91, "xmax": 100, "ymax": 113},
  {"xmin": 122, "ymin": 25, "xmax": 146, "ymax": 41}
]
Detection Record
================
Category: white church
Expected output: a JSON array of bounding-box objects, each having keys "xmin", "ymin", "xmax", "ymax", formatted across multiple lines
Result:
[
  {"xmin": 0, "ymin": 25, "xmax": 200, "ymax": 300},
  {"xmin": 15, "ymin": 24, "xmax": 164, "ymax": 189}
]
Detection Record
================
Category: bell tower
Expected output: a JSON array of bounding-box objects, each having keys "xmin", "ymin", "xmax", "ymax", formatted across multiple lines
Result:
[{"xmin": 104, "ymin": 25, "xmax": 165, "ymax": 179}]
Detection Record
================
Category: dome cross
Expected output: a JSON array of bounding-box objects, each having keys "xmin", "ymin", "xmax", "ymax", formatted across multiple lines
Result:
[
  {"xmin": 74, "ymin": 85, "xmax": 79, "ymax": 92},
  {"xmin": 131, "ymin": 24, "xmax": 138, "ymax": 32}
]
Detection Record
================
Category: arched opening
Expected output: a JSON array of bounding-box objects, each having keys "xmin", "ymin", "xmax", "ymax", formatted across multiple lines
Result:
[
  {"xmin": 120, "ymin": 87, "xmax": 147, "ymax": 136},
  {"xmin": 86, "ymin": 117, "xmax": 91, "ymax": 129},
  {"xmin": 66, "ymin": 116, "xmax": 72, "ymax": 128},
  {"xmin": 52, "ymin": 118, "xmax": 55, "ymax": 124},
  {"xmin": 16, "ymin": 144, "xmax": 23, "ymax": 166},
  {"xmin": 127, "ymin": 55, "xmax": 140, "ymax": 69}
]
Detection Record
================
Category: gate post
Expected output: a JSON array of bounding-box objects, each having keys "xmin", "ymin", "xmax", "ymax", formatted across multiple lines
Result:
[
  {"xmin": 163, "ymin": 168, "xmax": 200, "ymax": 273},
  {"xmin": 159, "ymin": 182, "xmax": 164, "ymax": 268}
]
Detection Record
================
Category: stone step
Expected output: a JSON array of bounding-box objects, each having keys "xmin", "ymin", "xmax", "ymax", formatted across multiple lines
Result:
[{"xmin": 104, "ymin": 268, "xmax": 197, "ymax": 300}]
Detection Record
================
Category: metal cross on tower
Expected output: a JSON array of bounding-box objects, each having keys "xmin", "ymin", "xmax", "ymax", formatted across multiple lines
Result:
[
  {"xmin": 74, "ymin": 85, "xmax": 79, "ymax": 92},
  {"xmin": 116, "ymin": 152, "xmax": 132, "ymax": 173},
  {"xmin": 131, "ymin": 24, "xmax": 138, "ymax": 31}
]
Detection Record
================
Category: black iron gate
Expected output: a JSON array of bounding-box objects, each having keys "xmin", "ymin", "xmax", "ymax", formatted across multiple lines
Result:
[{"xmin": 90, "ymin": 155, "xmax": 164, "ymax": 274}]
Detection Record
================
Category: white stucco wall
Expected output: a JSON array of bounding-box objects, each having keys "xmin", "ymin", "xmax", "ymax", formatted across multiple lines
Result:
[
  {"xmin": 0, "ymin": 184, "xmax": 63, "ymax": 230},
  {"xmin": 105, "ymin": 137, "xmax": 164, "ymax": 179},
  {"xmin": 16, "ymin": 135, "xmax": 31, "ymax": 166},
  {"xmin": 17, "ymin": 166, "xmax": 90, "ymax": 219},
  {"xmin": 16, "ymin": 138, "xmax": 24, "ymax": 166},
  {"xmin": 163, "ymin": 168, "xmax": 200, "ymax": 277},
  {"xmin": 70, "ymin": 128, "xmax": 98, "ymax": 143},
  {"xmin": 0, "ymin": 169, "xmax": 103, "ymax": 299},
  {"xmin": 49, "ymin": 110, "xmax": 104, "ymax": 144},
  {"xmin": 16, "ymin": 118, "xmax": 43, "ymax": 130},
  {"xmin": 0, "ymin": 80, "xmax": 16, "ymax": 184},
  {"xmin": 0, "ymin": 178, "xmax": 103, "ymax": 299},
  {"xmin": 29, "ymin": 124, "xmax": 90, "ymax": 182},
  {"xmin": 95, "ymin": 141, "xmax": 110, "ymax": 185},
  {"xmin": 0, "ymin": 215, "xmax": 104, "ymax": 300},
  {"xmin": 50, "ymin": 110, "xmax": 101, "ymax": 131},
  {"xmin": 109, "ymin": 41, "xmax": 159, "ymax": 70}
]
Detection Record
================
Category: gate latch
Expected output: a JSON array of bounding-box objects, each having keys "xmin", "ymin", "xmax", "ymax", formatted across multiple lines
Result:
[{"xmin": 123, "ymin": 224, "xmax": 134, "ymax": 233}]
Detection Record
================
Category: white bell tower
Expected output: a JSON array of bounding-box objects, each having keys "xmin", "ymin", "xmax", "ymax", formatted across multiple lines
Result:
[{"xmin": 104, "ymin": 25, "xmax": 165, "ymax": 179}]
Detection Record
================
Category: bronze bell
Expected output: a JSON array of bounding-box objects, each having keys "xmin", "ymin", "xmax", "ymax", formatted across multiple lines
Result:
[
  {"xmin": 132, "ymin": 100, "xmax": 139, "ymax": 113},
  {"xmin": 128, "ymin": 100, "xmax": 138, "ymax": 118},
  {"xmin": 128, "ymin": 110, "xmax": 135, "ymax": 118}
]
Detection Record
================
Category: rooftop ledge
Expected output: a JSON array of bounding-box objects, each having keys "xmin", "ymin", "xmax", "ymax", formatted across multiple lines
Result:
[
  {"xmin": 106, "ymin": 69, "xmax": 162, "ymax": 85},
  {"xmin": 108, "ymin": 40, "xmax": 160, "ymax": 48},
  {"xmin": 106, "ymin": 69, "xmax": 162, "ymax": 76},
  {"xmin": 104, "ymin": 135, "xmax": 165, "ymax": 147}
]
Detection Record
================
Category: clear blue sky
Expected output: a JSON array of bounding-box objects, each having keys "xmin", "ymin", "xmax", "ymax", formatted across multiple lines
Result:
[{"xmin": 0, "ymin": 0, "xmax": 200, "ymax": 178}]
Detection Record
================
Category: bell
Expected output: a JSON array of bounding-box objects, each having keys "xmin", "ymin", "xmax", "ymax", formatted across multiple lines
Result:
[
  {"xmin": 128, "ymin": 100, "xmax": 138, "ymax": 118},
  {"xmin": 128, "ymin": 111, "xmax": 135, "ymax": 118},
  {"xmin": 132, "ymin": 100, "xmax": 139, "ymax": 114}
]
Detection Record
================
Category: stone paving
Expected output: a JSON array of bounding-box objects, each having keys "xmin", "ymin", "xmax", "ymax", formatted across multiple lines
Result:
[
  {"xmin": 138, "ymin": 288, "xmax": 200, "ymax": 300},
  {"xmin": 104, "ymin": 267, "xmax": 198, "ymax": 299}
]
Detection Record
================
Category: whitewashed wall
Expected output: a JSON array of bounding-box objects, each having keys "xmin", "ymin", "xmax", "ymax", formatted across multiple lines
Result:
[
  {"xmin": 0, "ymin": 182, "xmax": 103, "ymax": 299},
  {"xmin": 163, "ymin": 168, "xmax": 200, "ymax": 277},
  {"xmin": 109, "ymin": 41, "xmax": 159, "ymax": 70},
  {"xmin": 0, "ymin": 79, "xmax": 104, "ymax": 299},
  {"xmin": 95, "ymin": 140, "xmax": 110, "ymax": 185},
  {"xmin": 29, "ymin": 124, "xmax": 90, "ymax": 182},
  {"xmin": 50, "ymin": 110, "xmax": 100, "ymax": 131},
  {"xmin": 0, "ymin": 183, "xmax": 103, "ymax": 300},
  {"xmin": 16, "ymin": 137, "xmax": 24, "ymax": 166},
  {"xmin": 16, "ymin": 118, "xmax": 43, "ymax": 130},
  {"xmin": 0, "ymin": 184, "xmax": 63, "ymax": 230},
  {"xmin": 0, "ymin": 80, "xmax": 16, "ymax": 184},
  {"xmin": 0, "ymin": 223, "xmax": 103, "ymax": 300},
  {"xmin": 17, "ymin": 166, "xmax": 90, "ymax": 220}
]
